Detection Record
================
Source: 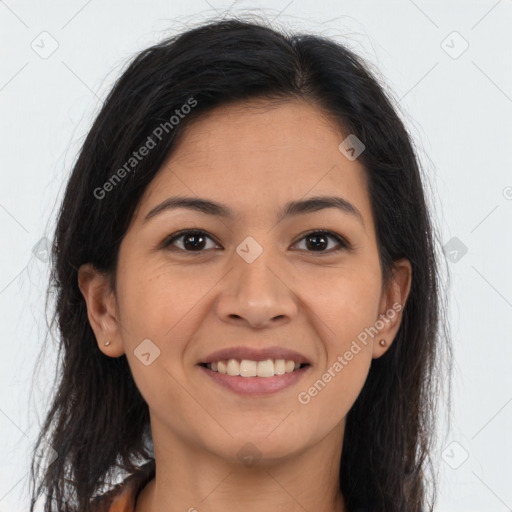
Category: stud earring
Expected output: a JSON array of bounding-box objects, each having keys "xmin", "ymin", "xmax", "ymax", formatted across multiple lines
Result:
[
  {"xmin": 379, "ymin": 339, "xmax": 386, "ymax": 347},
  {"xmin": 104, "ymin": 340, "xmax": 111, "ymax": 346}
]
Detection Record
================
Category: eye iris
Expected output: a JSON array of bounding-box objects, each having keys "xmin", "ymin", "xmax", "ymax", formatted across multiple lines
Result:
[
  {"xmin": 169, "ymin": 230, "xmax": 342, "ymax": 253},
  {"xmin": 183, "ymin": 233, "xmax": 206, "ymax": 250},
  {"xmin": 306, "ymin": 233, "xmax": 328, "ymax": 251}
]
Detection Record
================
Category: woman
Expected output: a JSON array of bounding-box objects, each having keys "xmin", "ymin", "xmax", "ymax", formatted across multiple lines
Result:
[{"xmin": 28, "ymin": 16, "xmax": 450, "ymax": 512}]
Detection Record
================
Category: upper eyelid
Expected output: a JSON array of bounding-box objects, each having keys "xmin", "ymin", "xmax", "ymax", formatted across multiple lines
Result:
[{"xmin": 163, "ymin": 229, "xmax": 351, "ymax": 251}]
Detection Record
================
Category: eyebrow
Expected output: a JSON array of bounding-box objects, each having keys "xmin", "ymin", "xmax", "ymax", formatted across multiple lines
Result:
[{"xmin": 144, "ymin": 195, "xmax": 364, "ymax": 227}]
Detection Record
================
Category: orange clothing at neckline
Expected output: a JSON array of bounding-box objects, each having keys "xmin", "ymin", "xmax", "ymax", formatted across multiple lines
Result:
[{"xmin": 90, "ymin": 461, "xmax": 155, "ymax": 512}]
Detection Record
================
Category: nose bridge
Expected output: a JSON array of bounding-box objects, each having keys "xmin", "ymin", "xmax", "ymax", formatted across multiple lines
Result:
[
  {"xmin": 215, "ymin": 234, "xmax": 297, "ymax": 327},
  {"xmin": 234, "ymin": 234, "xmax": 285, "ymax": 301},
  {"xmin": 238, "ymin": 246, "xmax": 278, "ymax": 293}
]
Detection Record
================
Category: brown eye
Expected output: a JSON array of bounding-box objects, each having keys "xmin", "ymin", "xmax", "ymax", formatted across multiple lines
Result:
[
  {"xmin": 292, "ymin": 230, "xmax": 351, "ymax": 254},
  {"xmin": 162, "ymin": 229, "xmax": 351, "ymax": 255},
  {"xmin": 163, "ymin": 230, "xmax": 219, "ymax": 253}
]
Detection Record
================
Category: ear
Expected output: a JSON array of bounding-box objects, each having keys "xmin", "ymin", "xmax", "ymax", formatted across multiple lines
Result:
[
  {"xmin": 372, "ymin": 258, "xmax": 412, "ymax": 358},
  {"xmin": 78, "ymin": 263, "xmax": 125, "ymax": 357}
]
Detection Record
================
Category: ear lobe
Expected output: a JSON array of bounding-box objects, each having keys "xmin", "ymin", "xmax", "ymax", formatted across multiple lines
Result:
[
  {"xmin": 78, "ymin": 263, "xmax": 125, "ymax": 357},
  {"xmin": 372, "ymin": 258, "xmax": 412, "ymax": 359}
]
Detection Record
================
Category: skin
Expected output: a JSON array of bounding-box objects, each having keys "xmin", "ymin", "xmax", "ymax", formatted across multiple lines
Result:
[{"xmin": 79, "ymin": 98, "xmax": 411, "ymax": 512}]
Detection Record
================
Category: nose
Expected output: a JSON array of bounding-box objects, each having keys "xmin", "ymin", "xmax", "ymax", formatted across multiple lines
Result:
[{"xmin": 215, "ymin": 249, "xmax": 298, "ymax": 330}]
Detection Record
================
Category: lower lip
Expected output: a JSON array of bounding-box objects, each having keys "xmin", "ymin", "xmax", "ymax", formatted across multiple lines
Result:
[{"xmin": 198, "ymin": 365, "xmax": 311, "ymax": 395}]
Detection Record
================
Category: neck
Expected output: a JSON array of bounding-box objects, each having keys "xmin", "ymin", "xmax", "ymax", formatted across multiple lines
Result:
[{"xmin": 135, "ymin": 420, "xmax": 346, "ymax": 512}]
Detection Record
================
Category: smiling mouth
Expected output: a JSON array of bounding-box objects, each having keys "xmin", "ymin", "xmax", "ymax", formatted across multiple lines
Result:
[{"xmin": 198, "ymin": 359, "xmax": 311, "ymax": 378}]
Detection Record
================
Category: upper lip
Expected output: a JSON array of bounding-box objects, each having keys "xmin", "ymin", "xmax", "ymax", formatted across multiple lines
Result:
[{"xmin": 200, "ymin": 346, "xmax": 311, "ymax": 365}]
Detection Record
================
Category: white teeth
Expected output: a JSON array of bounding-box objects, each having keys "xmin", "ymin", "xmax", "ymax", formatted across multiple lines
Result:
[
  {"xmin": 217, "ymin": 360, "xmax": 227, "ymax": 374},
  {"xmin": 274, "ymin": 359, "xmax": 286, "ymax": 375},
  {"xmin": 240, "ymin": 359, "xmax": 257, "ymax": 377},
  {"xmin": 226, "ymin": 358, "xmax": 240, "ymax": 376},
  {"xmin": 257, "ymin": 359, "xmax": 274, "ymax": 377},
  {"xmin": 206, "ymin": 358, "xmax": 305, "ymax": 377},
  {"xmin": 285, "ymin": 360, "xmax": 295, "ymax": 373}
]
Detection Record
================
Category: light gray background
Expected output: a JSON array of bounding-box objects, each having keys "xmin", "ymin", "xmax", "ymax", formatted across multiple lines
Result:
[{"xmin": 1, "ymin": 1, "xmax": 511, "ymax": 511}]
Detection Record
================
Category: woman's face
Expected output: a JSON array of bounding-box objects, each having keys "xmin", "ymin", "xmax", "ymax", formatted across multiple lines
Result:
[{"xmin": 80, "ymin": 98, "xmax": 410, "ymax": 466}]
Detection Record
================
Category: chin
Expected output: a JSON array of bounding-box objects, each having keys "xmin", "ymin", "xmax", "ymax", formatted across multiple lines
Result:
[{"xmin": 221, "ymin": 432, "xmax": 309, "ymax": 467}]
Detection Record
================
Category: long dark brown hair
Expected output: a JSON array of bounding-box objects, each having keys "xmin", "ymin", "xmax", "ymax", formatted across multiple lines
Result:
[{"xmin": 28, "ymin": 16, "xmax": 451, "ymax": 512}]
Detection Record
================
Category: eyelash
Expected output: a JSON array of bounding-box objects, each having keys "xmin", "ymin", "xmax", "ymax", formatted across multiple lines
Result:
[{"xmin": 161, "ymin": 229, "xmax": 352, "ymax": 256}]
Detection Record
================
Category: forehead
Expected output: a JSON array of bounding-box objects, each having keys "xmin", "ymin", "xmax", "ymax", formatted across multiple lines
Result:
[
  {"xmin": 137, "ymin": 98, "xmax": 373, "ymax": 228},
  {"xmin": 171, "ymin": 98, "xmax": 347, "ymax": 165}
]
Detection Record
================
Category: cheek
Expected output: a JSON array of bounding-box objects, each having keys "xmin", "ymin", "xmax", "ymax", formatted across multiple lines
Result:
[
  {"xmin": 115, "ymin": 258, "xmax": 205, "ymax": 341},
  {"xmin": 295, "ymin": 322, "xmax": 373, "ymax": 438},
  {"xmin": 293, "ymin": 261, "xmax": 380, "ymax": 410},
  {"xmin": 297, "ymin": 297, "xmax": 374, "ymax": 426},
  {"xmin": 292, "ymin": 258, "xmax": 382, "ymax": 339},
  {"xmin": 114, "ymin": 266, "xmax": 197, "ymax": 424},
  {"xmin": 114, "ymin": 256, "xmax": 222, "ymax": 392}
]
